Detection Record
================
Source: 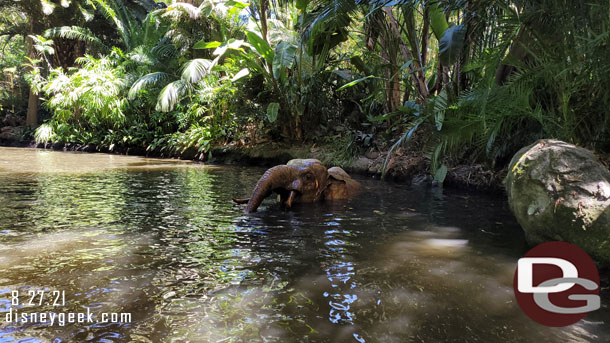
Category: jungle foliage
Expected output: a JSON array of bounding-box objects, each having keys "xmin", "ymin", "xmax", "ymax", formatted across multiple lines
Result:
[{"xmin": 1, "ymin": 0, "xmax": 609, "ymax": 171}]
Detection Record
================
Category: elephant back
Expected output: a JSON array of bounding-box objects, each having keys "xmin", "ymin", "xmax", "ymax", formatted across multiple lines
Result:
[{"xmin": 287, "ymin": 159, "xmax": 322, "ymax": 169}]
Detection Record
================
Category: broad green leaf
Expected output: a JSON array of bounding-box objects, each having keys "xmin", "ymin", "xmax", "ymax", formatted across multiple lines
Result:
[
  {"xmin": 213, "ymin": 39, "xmax": 245, "ymax": 57},
  {"xmin": 296, "ymin": 0, "xmax": 309, "ymax": 11},
  {"xmin": 429, "ymin": 2, "xmax": 449, "ymax": 40},
  {"xmin": 228, "ymin": 39, "xmax": 245, "ymax": 49},
  {"xmin": 226, "ymin": 0, "xmax": 249, "ymax": 9},
  {"xmin": 336, "ymin": 75, "xmax": 373, "ymax": 91},
  {"xmin": 232, "ymin": 68, "xmax": 250, "ymax": 82},
  {"xmin": 273, "ymin": 41, "xmax": 297, "ymax": 79},
  {"xmin": 439, "ymin": 25, "xmax": 466, "ymax": 66},
  {"xmin": 193, "ymin": 40, "xmax": 221, "ymax": 49},
  {"xmin": 267, "ymin": 102, "xmax": 279, "ymax": 123},
  {"xmin": 245, "ymin": 31, "xmax": 274, "ymax": 65},
  {"xmin": 434, "ymin": 164, "xmax": 448, "ymax": 183},
  {"xmin": 435, "ymin": 110, "xmax": 445, "ymax": 131}
]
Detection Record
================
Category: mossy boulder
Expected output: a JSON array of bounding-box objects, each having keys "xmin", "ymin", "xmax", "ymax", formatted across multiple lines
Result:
[{"xmin": 506, "ymin": 139, "xmax": 610, "ymax": 264}]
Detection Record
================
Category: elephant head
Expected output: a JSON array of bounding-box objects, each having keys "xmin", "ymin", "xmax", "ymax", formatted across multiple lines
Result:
[{"xmin": 243, "ymin": 159, "xmax": 361, "ymax": 212}]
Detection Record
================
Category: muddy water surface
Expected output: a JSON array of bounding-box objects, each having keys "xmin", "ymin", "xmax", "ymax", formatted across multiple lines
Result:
[{"xmin": 0, "ymin": 147, "xmax": 608, "ymax": 342}]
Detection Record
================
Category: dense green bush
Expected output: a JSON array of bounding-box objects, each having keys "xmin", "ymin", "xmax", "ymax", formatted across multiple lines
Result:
[{"xmin": 0, "ymin": 0, "xmax": 607, "ymax": 174}]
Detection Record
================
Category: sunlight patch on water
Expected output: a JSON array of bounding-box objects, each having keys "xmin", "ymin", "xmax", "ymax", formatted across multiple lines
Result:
[{"xmin": 0, "ymin": 147, "xmax": 209, "ymax": 174}]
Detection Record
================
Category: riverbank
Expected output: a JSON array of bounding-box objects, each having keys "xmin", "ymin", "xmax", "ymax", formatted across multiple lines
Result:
[{"xmin": 0, "ymin": 136, "xmax": 507, "ymax": 192}]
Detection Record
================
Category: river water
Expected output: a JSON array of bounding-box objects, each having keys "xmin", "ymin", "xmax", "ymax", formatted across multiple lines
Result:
[{"xmin": 0, "ymin": 147, "xmax": 608, "ymax": 342}]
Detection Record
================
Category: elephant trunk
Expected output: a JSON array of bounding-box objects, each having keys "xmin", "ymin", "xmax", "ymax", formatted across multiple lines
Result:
[{"xmin": 247, "ymin": 166, "xmax": 297, "ymax": 213}]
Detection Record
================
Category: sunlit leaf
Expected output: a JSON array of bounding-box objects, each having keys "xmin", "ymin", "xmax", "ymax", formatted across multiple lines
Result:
[
  {"xmin": 231, "ymin": 68, "xmax": 249, "ymax": 82},
  {"xmin": 336, "ymin": 75, "xmax": 373, "ymax": 91},
  {"xmin": 44, "ymin": 26, "xmax": 105, "ymax": 48},
  {"xmin": 181, "ymin": 59, "xmax": 212, "ymax": 83},
  {"xmin": 156, "ymin": 80, "xmax": 186, "ymax": 112},
  {"xmin": 193, "ymin": 40, "xmax": 221, "ymax": 49},
  {"xmin": 41, "ymin": 0, "xmax": 56, "ymax": 15},
  {"xmin": 226, "ymin": 0, "xmax": 249, "ymax": 9},
  {"xmin": 245, "ymin": 31, "xmax": 274, "ymax": 65},
  {"xmin": 213, "ymin": 39, "xmax": 245, "ymax": 57}
]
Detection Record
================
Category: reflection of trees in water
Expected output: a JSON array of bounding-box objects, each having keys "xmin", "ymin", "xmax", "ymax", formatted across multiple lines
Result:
[{"xmin": 0, "ymin": 165, "xmax": 268, "ymax": 342}]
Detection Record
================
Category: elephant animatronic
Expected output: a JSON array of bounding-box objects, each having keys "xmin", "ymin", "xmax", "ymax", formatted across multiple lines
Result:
[{"xmin": 234, "ymin": 159, "xmax": 361, "ymax": 212}]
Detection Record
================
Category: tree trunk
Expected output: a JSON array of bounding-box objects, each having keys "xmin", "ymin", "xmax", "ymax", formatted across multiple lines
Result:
[
  {"xmin": 25, "ymin": 17, "xmax": 38, "ymax": 127},
  {"xmin": 384, "ymin": 8, "xmax": 429, "ymax": 101},
  {"xmin": 53, "ymin": 38, "xmax": 81, "ymax": 70},
  {"xmin": 259, "ymin": 0, "xmax": 269, "ymax": 44},
  {"xmin": 420, "ymin": 6, "xmax": 430, "ymax": 68},
  {"xmin": 26, "ymin": 91, "xmax": 38, "ymax": 127}
]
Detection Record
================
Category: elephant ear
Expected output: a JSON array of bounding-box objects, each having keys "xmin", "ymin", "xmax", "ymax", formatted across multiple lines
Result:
[
  {"xmin": 328, "ymin": 167, "xmax": 351, "ymax": 182},
  {"xmin": 327, "ymin": 166, "xmax": 361, "ymax": 199}
]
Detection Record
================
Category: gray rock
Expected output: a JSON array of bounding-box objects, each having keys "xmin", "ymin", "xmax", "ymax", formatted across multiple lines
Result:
[
  {"xmin": 506, "ymin": 139, "xmax": 610, "ymax": 264},
  {"xmin": 350, "ymin": 157, "xmax": 372, "ymax": 174},
  {"xmin": 2, "ymin": 114, "xmax": 24, "ymax": 127},
  {"xmin": 0, "ymin": 126, "xmax": 21, "ymax": 140}
]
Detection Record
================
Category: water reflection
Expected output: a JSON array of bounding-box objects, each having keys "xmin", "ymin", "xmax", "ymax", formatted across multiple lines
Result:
[
  {"xmin": 0, "ymin": 148, "xmax": 608, "ymax": 342},
  {"xmin": 322, "ymin": 226, "xmax": 359, "ymax": 326}
]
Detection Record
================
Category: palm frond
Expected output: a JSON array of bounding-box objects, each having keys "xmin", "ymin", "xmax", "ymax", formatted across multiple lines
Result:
[
  {"xmin": 162, "ymin": 2, "xmax": 201, "ymax": 20},
  {"xmin": 156, "ymin": 80, "xmax": 187, "ymax": 112},
  {"xmin": 181, "ymin": 59, "xmax": 212, "ymax": 84},
  {"xmin": 128, "ymin": 72, "xmax": 170, "ymax": 99},
  {"xmin": 41, "ymin": 0, "xmax": 56, "ymax": 15},
  {"xmin": 43, "ymin": 26, "xmax": 106, "ymax": 48},
  {"xmin": 92, "ymin": 0, "xmax": 131, "ymax": 50},
  {"xmin": 77, "ymin": 3, "xmax": 95, "ymax": 22},
  {"xmin": 150, "ymin": 37, "xmax": 177, "ymax": 60}
]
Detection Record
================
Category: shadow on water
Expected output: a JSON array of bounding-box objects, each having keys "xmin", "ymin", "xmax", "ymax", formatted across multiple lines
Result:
[{"xmin": 0, "ymin": 148, "xmax": 608, "ymax": 342}]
